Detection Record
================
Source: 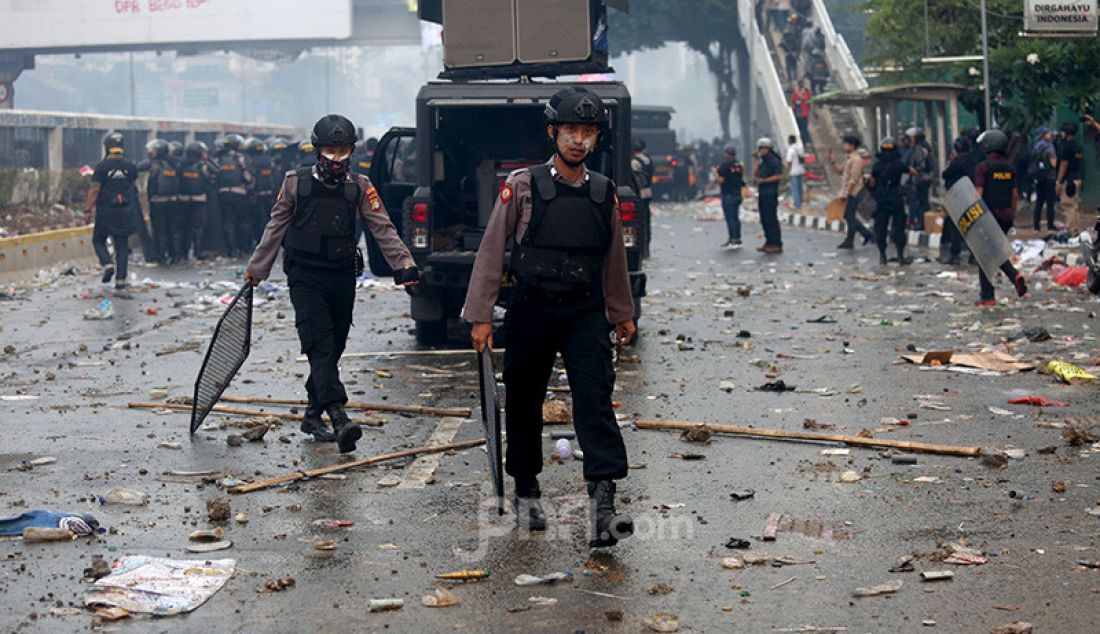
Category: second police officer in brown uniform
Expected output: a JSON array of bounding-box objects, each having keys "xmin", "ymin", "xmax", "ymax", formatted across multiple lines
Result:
[{"xmin": 464, "ymin": 87, "xmax": 637, "ymax": 548}]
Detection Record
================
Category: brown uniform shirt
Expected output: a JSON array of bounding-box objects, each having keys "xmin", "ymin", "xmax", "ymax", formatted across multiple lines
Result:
[
  {"xmin": 246, "ymin": 169, "xmax": 414, "ymax": 281},
  {"xmin": 461, "ymin": 158, "xmax": 635, "ymax": 325}
]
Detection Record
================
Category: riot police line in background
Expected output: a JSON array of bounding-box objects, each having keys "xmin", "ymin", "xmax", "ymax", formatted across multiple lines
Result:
[{"xmin": 124, "ymin": 133, "xmax": 311, "ymax": 268}]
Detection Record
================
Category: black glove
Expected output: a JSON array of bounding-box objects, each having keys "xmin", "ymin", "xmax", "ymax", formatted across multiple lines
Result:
[
  {"xmin": 394, "ymin": 266, "xmax": 419, "ymax": 285},
  {"xmin": 1067, "ymin": 180, "xmax": 1077, "ymax": 197}
]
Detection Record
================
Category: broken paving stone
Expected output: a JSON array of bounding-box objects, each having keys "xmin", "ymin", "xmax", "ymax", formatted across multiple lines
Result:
[
  {"xmin": 188, "ymin": 528, "xmax": 224, "ymax": 542},
  {"xmin": 605, "ymin": 610, "xmax": 624, "ymax": 622},
  {"xmin": 646, "ymin": 583, "xmax": 674, "ymax": 595},
  {"xmin": 1062, "ymin": 426, "xmax": 1099, "ymax": 447},
  {"xmin": 186, "ymin": 540, "xmax": 232, "ymax": 553},
  {"xmin": 719, "ymin": 380, "xmax": 736, "ymax": 393},
  {"xmin": 729, "ymin": 489, "xmax": 755, "ymax": 501},
  {"xmin": 889, "ymin": 555, "xmax": 915, "ymax": 573},
  {"xmin": 643, "ymin": 612, "xmax": 679, "ymax": 632},
  {"xmin": 264, "ymin": 578, "xmax": 295, "ymax": 592},
  {"xmin": 377, "ymin": 474, "xmax": 402, "ymax": 488},
  {"xmin": 226, "ymin": 435, "xmax": 244, "ymax": 447},
  {"xmin": 101, "ymin": 488, "xmax": 149, "ymax": 506},
  {"xmin": 853, "ymin": 579, "xmax": 903, "ymax": 597},
  {"xmin": 234, "ymin": 513, "xmax": 248, "ymax": 524},
  {"xmin": 1052, "ymin": 480, "xmax": 1067, "ymax": 494},
  {"xmin": 981, "ymin": 449, "xmax": 1009, "ymax": 468},
  {"xmin": 990, "ymin": 622, "xmax": 1033, "ymax": 634},
  {"xmin": 839, "ymin": 470, "xmax": 863, "ymax": 483},
  {"xmin": 83, "ymin": 556, "xmax": 111, "ymax": 581},
  {"xmin": 721, "ymin": 557, "xmax": 745, "ymax": 569},
  {"xmin": 206, "ymin": 497, "xmax": 231, "ymax": 522},
  {"xmin": 542, "ymin": 400, "xmax": 572, "ymax": 423},
  {"xmin": 421, "ymin": 588, "xmax": 459, "ymax": 608},
  {"xmin": 680, "ymin": 427, "xmax": 713, "ymax": 444},
  {"xmin": 242, "ymin": 425, "xmax": 269, "ymax": 442}
]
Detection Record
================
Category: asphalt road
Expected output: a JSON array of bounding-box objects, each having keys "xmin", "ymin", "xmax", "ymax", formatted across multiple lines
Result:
[{"xmin": 1, "ymin": 200, "xmax": 1099, "ymax": 633}]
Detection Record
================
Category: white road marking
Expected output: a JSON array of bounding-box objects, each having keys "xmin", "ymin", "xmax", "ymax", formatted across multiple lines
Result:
[{"xmin": 396, "ymin": 417, "xmax": 465, "ymax": 489}]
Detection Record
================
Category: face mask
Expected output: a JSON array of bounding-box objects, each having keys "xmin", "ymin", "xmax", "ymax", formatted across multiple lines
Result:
[{"xmin": 316, "ymin": 152, "xmax": 350, "ymax": 185}]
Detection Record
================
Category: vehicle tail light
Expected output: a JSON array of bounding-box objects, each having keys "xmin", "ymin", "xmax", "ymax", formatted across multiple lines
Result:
[
  {"xmin": 623, "ymin": 226, "xmax": 637, "ymax": 248},
  {"xmin": 671, "ymin": 160, "xmax": 678, "ymax": 166},
  {"xmin": 619, "ymin": 201, "xmax": 638, "ymax": 222},
  {"xmin": 413, "ymin": 227, "xmax": 429, "ymax": 249},
  {"xmin": 411, "ymin": 202, "xmax": 429, "ymax": 223}
]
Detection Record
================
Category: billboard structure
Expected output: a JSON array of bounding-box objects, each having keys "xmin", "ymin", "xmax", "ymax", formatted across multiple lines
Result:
[
  {"xmin": 0, "ymin": 0, "xmax": 354, "ymax": 51},
  {"xmin": 1023, "ymin": 0, "xmax": 1098, "ymax": 36}
]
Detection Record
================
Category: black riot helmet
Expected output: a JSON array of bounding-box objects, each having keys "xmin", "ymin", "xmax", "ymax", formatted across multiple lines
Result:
[
  {"xmin": 879, "ymin": 136, "xmax": 897, "ymax": 152},
  {"xmin": 145, "ymin": 139, "xmax": 169, "ymax": 159},
  {"xmin": 243, "ymin": 137, "xmax": 267, "ymax": 155},
  {"xmin": 953, "ymin": 135, "xmax": 972, "ymax": 154},
  {"xmin": 310, "ymin": 114, "xmax": 358, "ymax": 148},
  {"xmin": 223, "ymin": 134, "xmax": 245, "ymax": 152},
  {"xmin": 298, "ymin": 139, "xmax": 315, "ymax": 157},
  {"xmin": 977, "ymin": 129, "xmax": 1009, "ymax": 155},
  {"xmin": 268, "ymin": 137, "xmax": 289, "ymax": 153},
  {"xmin": 185, "ymin": 141, "xmax": 208, "ymax": 161},
  {"xmin": 103, "ymin": 131, "xmax": 125, "ymax": 155},
  {"xmin": 168, "ymin": 141, "xmax": 184, "ymax": 159},
  {"xmin": 545, "ymin": 87, "xmax": 609, "ymax": 127}
]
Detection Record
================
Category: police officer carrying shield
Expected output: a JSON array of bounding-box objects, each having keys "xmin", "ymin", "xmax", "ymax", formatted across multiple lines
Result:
[
  {"xmin": 178, "ymin": 142, "xmax": 216, "ymax": 262},
  {"xmin": 245, "ymin": 115, "xmax": 419, "ymax": 453},
  {"xmin": 973, "ymin": 129, "xmax": 1028, "ymax": 305},
  {"xmin": 463, "ymin": 87, "xmax": 637, "ymax": 548},
  {"xmin": 85, "ymin": 132, "xmax": 139, "ymax": 290}
]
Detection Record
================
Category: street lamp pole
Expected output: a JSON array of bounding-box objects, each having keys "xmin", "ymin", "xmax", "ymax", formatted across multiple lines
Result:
[{"xmin": 979, "ymin": 0, "xmax": 991, "ymax": 128}]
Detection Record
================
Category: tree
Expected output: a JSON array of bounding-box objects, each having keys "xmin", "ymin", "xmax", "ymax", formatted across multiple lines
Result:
[
  {"xmin": 862, "ymin": 0, "xmax": 1100, "ymax": 130},
  {"xmin": 610, "ymin": 0, "xmax": 743, "ymax": 139}
]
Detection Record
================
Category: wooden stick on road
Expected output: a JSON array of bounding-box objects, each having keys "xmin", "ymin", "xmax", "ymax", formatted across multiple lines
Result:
[
  {"xmin": 635, "ymin": 419, "xmax": 981, "ymax": 457},
  {"xmin": 214, "ymin": 396, "xmax": 470, "ymax": 418},
  {"xmin": 229, "ymin": 438, "xmax": 487, "ymax": 494},
  {"xmin": 126, "ymin": 402, "xmax": 384, "ymax": 427}
]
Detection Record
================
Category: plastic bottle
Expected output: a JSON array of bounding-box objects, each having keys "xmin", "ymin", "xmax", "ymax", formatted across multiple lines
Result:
[
  {"xmin": 102, "ymin": 488, "xmax": 149, "ymax": 506},
  {"xmin": 554, "ymin": 438, "xmax": 572, "ymax": 459}
]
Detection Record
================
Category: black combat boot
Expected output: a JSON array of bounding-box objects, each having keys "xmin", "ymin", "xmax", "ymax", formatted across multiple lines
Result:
[
  {"xmin": 512, "ymin": 477, "xmax": 547, "ymax": 531},
  {"xmin": 300, "ymin": 404, "xmax": 336, "ymax": 442},
  {"xmin": 587, "ymin": 480, "xmax": 633, "ymax": 548},
  {"xmin": 328, "ymin": 404, "xmax": 361, "ymax": 454}
]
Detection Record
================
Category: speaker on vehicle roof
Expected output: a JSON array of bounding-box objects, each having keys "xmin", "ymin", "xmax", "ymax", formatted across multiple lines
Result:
[
  {"xmin": 516, "ymin": 0, "xmax": 592, "ymax": 64},
  {"xmin": 442, "ymin": 0, "xmax": 516, "ymax": 69}
]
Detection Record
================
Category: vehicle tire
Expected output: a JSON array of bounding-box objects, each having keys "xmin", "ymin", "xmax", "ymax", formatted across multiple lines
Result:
[{"xmin": 415, "ymin": 319, "xmax": 447, "ymax": 346}]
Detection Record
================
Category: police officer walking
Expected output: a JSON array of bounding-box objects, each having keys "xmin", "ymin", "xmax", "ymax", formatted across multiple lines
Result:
[
  {"xmin": 245, "ymin": 115, "xmax": 419, "ymax": 453},
  {"xmin": 868, "ymin": 137, "xmax": 909, "ymax": 266},
  {"xmin": 973, "ymin": 130, "xmax": 1028, "ymax": 306},
  {"xmin": 214, "ymin": 134, "xmax": 253, "ymax": 257},
  {"xmin": 463, "ymin": 87, "xmax": 637, "ymax": 548},
  {"xmin": 940, "ymin": 135, "xmax": 980, "ymax": 264},
  {"xmin": 141, "ymin": 139, "xmax": 181, "ymax": 265},
  {"xmin": 85, "ymin": 132, "xmax": 139, "ymax": 290}
]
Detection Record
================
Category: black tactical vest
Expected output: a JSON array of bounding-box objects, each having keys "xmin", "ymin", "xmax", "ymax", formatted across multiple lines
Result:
[
  {"xmin": 179, "ymin": 161, "xmax": 206, "ymax": 196},
  {"xmin": 250, "ymin": 156, "xmax": 276, "ymax": 194},
  {"xmin": 153, "ymin": 159, "xmax": 180, "ymax": 197},
  {"xmin": 216, "ymin": 152, "xmax": 245, "ymax": 188},
  {"xmin": 982, "ymin": 160, "xmax": 1015, "ymax": 210},
  {"xmin": 509, "ymin": 164, "xmax": 613, "ymax": 296},
  {"xmin": 282, "ymin": 168, "xmax": 360, "ymax": 269},
  {"xmin": 96, "ymin": 158, "xmax": 136, "ymax": 208}
]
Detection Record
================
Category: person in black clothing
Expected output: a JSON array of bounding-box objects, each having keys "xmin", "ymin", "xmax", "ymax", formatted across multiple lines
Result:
[
  {"xmin": 939, "ymin": 135, "xmax": 980, "ymax": 264},
  {"xmin": 868, "ymin": 137, "xmax": 909, "ymax": 266},
  {"xmin": 178, "ymin": 142, "xmax": 216, "ymax": 261},
  {"xmin": 139, "ymin": 139, "xmax": 181, "ymax": 265},
  {"xmin": 973, "ymin": 129, "xmax": 1028, "ymax": 305},
  {"xmin": 85, "ymin": 132, "xmax": 139, "ymax": 289},
  {"xmin": 1030, "ymin": 126, "xmax": 1058, "ymax": 231},
  {"xmin": 1056, "ymin": 122, "xmax": 1084, "ymax": 235},
  {"xmin": 714, "ymin": 143, "xmax": 745, "ymax": 249},
  {"xmin": 244, "ymin": 137, "xmax": 278, "ymax": 245},
  {"xmin": 754, "ymin": 137, "xmax": 784, "ymax": 253}
]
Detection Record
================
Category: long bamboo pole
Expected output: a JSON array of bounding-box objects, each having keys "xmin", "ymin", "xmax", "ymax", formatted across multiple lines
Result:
[
  {"xmin": 214, "ymin": 395, "xmax": 470, "ymax": 418},
  {"xmin": 127, "ymin": 402, "xmax": 384, "ymax": 427},
  {"xmin": 229, "ymin": 438, "xmax": 487, "ymax": 493},
  {"xmin": 635, "ymin": 419, "xmax": 981, "ymax": 457}
]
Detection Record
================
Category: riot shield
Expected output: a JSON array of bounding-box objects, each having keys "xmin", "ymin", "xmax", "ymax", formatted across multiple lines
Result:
[
  {"xmin": 477, "ymin": 348, "xmax": 505, "ymax": 516},
  {"xmin": 943, "ymin": 176, "xmax": 1014, "ymax": 282},
  {"xmin": 190, "ymin": 283, "xmax": 254, "ymax": 433}
]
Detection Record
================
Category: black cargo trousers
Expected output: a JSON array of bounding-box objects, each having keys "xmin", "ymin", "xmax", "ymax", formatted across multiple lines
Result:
[
  {"xmin": 287, "ymin": 263, "xmax": 356, "ymax": 411},
  {"xmin": 502, "ymin": 290, "xmax": 628, "ymax": 483}
]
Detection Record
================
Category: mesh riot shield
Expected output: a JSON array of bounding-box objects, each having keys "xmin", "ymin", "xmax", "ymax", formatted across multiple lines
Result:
[
  {"xmin": 477, "ymin": 348, "xmax": 505, "ymax": 515},
  {"xmin": 943, "ymin": 176, "xmax": 1014, "ymax": 282},
  {"xmin": 190, "ymin": 283, "xmax": 254, "ymax": 434}
]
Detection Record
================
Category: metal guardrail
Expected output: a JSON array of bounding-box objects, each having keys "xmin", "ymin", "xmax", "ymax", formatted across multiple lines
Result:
[
  {"xmin": 737, "ymin": 0, "xmax": 800, "ymax": 148},
  {"xmin": 809, "ymin": 0, "xmax": 871, "ymax": 140}
]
